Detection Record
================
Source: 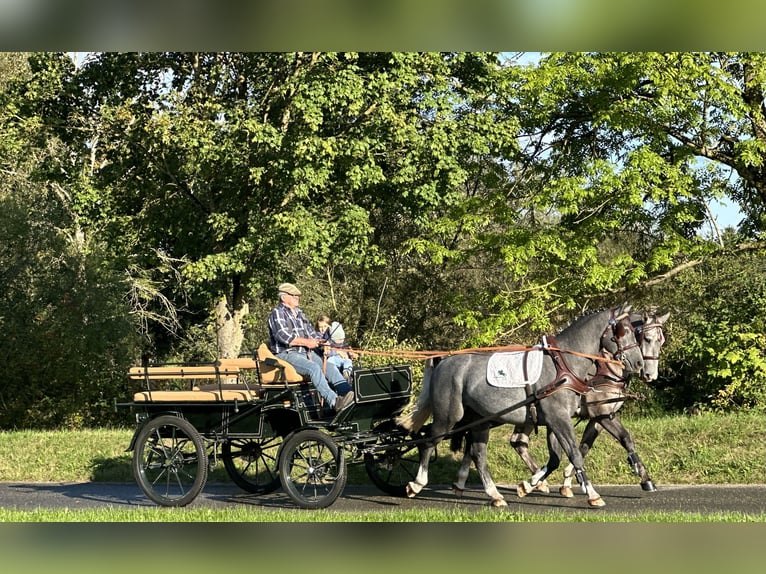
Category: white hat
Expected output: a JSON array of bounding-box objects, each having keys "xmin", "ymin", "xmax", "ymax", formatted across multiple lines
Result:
[{"xmin": 330, "ymin": 321, "xmax": 345, "ymax": 343}]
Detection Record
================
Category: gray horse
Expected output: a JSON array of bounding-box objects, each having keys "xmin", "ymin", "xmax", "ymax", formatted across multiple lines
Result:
[
  {"xmin": 452, "ymin": 310, "xmax": 669, "ymax": 500},
  {"xmin": 396, "ymin": 304, "xmax": 645, "ymax": 508}
]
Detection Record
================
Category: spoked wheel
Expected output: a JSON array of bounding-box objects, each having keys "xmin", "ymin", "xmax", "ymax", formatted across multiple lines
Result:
[
  {"xmin": 278, "ymin": 428, "xmax": 347, "ymax": 509},
  {"xmin": 222, "ymin": 436, "xmax": 283, "ymax": 495},
  {"xmin": 364, "ymin": 421, "xmax": 421, "ymax": 496},
  {"xmin": 132, "ymin": 415, "xmax": 207, "ymax": 507}
]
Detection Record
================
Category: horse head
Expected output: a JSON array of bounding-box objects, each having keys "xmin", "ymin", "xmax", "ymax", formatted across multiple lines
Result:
[
  {"xmin": 634, "ymin": 310, "xmax": 669, "ymax": 382},
  {"xmin": 600, "ymin": 304, "xmax": 644, "ymax": 376}
]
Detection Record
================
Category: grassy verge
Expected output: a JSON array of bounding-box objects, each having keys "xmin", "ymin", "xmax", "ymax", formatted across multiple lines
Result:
[
  {"xmin": 0, "ymin": 410, "xmax": 763, "ymax": 485},
  {"xmin": 0, "ymin": 507, "xmax": 762, "ymax": 522}
]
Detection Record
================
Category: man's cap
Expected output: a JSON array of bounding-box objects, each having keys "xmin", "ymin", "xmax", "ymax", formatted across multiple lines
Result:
[{"xmin": 278, "ymin": 282, "xmax": 301, "ymax": 296}]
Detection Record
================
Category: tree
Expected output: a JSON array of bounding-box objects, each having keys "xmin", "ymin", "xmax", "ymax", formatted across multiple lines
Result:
[
  {"xmin": 0, "ymin": 53, "xmax": 140, "ymax": 428},
  {"xmin": 54, "ymin": 52, "xmax": 502, "ymax": 358}
]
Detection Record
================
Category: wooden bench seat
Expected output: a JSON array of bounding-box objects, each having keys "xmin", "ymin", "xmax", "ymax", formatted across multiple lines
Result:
[
  {"xmin": 133, "ymin": 389, "xmax": 259, "ymax": 402},
  {"xmin": 128, "ymin": 344, "xmax": 308, "ymax": 402}
]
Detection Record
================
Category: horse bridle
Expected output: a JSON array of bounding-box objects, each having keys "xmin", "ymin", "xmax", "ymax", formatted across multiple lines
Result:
[
  {"xmin": 600, "ymin": 310, "xmax": 641, "ymax": 372},
  {"xmin": 634, "ymin": 320, "xmax": 665, "ymax": 362}
]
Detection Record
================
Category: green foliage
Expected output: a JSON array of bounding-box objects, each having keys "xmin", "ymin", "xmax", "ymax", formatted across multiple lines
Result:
[
  {"xmin": 646, "ymin": 248, "xmax": 766, "ymax": 413},
  {"xmin": 4, "ymin": 52, "xmax": 766, "ymax": 428}
]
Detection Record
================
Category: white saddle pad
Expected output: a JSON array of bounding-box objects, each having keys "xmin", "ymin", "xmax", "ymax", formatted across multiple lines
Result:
[{"xmin": 486, "ymin": 347, "xmax": 543, "ymax": 388}]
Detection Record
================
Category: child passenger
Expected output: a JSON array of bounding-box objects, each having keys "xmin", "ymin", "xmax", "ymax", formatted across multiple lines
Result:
[{"xmin": 316, "ymin": 315, "xmax": 354, "ymax": 380}]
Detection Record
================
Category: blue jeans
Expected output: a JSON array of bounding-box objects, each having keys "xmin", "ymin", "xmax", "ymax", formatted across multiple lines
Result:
[
  {"xmin": 276, "ymin": 349, "xmax": 347, "ymax": 405},
  {"xmin": 328, "ymin": 354, "xmax": 353, "ymax": 375}
]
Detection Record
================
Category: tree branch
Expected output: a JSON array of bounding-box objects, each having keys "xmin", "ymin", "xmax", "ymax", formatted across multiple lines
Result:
[{"xmin": 642, "ymin": 241, "xmax": 766, "ymax": 288}]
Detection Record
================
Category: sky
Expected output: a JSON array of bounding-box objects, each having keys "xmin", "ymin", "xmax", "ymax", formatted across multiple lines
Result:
[{"xmin": 711, "ymin": 198, "xmax": 744, "ymax": 230}]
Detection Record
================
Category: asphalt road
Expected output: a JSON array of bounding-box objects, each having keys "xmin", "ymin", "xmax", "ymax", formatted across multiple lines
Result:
[{"xmin": 1, "ymin": 481, "xmax": 764, "ymax": 515}]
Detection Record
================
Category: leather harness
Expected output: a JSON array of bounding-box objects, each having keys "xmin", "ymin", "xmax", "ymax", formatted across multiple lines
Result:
[{"xmin": 524, "ymin": 312, "xmax": 637, "ymax": 428}]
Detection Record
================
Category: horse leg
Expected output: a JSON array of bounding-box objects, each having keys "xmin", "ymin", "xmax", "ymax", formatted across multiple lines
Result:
[
  {"xmin": 451, "ymin": 431, "xmax": 472, "ymax": 496},
  {"xmin": 468, "ymin": 426, "xmax": 507, "ymax": 507},
  {"xmin": 407, "ymin": 414, "xmax": 456, "ymax": 497},
  {"xmin": 598, "ymin": 415, "xmax": 657, "ymax": 492},
  {"xmin": 560, "ymin": 420, "xmax": 603, "ymax": 498},
  {"xmin": 406, "ymin": 442, "xmax": 434, "ymax": 497},
  {"xmin": 517, "ymin": 428, "xmax": 559, "ymax": 498},
  {"xmin": 510, "ymin": 424, "xmax": 550, "ymax": 493},
  {"xmin": 547, "ymin": 415, "xmax": 605, "ymax": 508}
]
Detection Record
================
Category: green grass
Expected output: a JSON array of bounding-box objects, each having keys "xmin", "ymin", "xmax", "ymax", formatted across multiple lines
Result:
[
  {"xmin": 0, "ymin": 411, "xmax": 763, "ymax": 522},
  {"xmin": 0, "ymin": 507, "xmax": 763, "ymax": 522},
  {"xmin": 0, "ymin": 410, "xmax": 763, "ymax": 485}
]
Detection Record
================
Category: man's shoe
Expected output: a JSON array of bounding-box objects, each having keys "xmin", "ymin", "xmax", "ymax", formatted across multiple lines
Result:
[{"xmin": 334, "ymin": 391, "xmax": 355, "ymax": 412}]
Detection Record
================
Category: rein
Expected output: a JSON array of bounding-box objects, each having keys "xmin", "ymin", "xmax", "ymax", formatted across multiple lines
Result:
[{"xmin": 343, "ymin": 343, "xmax": 625, "ymax": 367}]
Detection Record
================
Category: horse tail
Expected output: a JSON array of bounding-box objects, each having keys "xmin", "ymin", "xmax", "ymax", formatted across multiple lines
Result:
[
  {"xmin": 395, "ymin": 356, "xmax": 436, "ymax": 432},
  {"xmin": 450, "ymin": 429, "xmax": 467, "ymax": 454}
]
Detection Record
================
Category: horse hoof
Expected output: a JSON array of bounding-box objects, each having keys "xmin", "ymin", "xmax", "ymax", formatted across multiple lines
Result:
[
  {"xmin": 406, "ymin": 482, "xmax": 421, "ymax": 498},
  {"xmin": 535, "ymin": 481, "xmax": 550, "ymax": 493},
  {"xmin": 641, "ymin": 480, "xmax": 657, "ymax": 492},
  {"xmin": 559, "ymin": 486, "xmax": 574, "ymax": 498},
  {"xmin": 452, "ymin": 483, "xmax": 464, "ymax": 497},
  {"xmin": 491, "ymin": 498, "xmax": 508, "ymax": 508},
  {"xmin": 516, "ymin": 481, "xmax": 532, "ymax": 498},
  {"xmin": 588, "ymin": 497, "xmax": 606, "ymax": 508}
]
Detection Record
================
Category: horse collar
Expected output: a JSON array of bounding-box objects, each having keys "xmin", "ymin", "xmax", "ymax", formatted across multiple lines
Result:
[{"xmin": 537, "ymin": 335, "xmax": 592, "ymax": 398}]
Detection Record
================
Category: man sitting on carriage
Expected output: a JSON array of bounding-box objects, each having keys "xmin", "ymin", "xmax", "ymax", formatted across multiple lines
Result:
[{"xmin": 267, "ymin": 282, "xmax": 355, "ymax": 412}]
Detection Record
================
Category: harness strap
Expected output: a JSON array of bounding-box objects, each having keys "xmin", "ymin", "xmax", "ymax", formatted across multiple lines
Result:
[{"xmin": 534, "ymin": 335, "xmax": 593, "ymax": 399}]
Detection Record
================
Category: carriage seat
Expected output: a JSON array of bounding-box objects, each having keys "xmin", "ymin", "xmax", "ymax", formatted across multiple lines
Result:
[
  {"xmin": 128, "ymin": 345, "xmax": 307, "ymax": 402},
  {"xmin": 256, "ymin": 344, "xmax": 308, "ymax": 384},
  {"xmin": 132, "ymin": 388, "xmax": 259, "ymax": 402}
]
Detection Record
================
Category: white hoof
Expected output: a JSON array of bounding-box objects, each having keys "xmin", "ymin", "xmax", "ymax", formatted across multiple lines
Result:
[
  {"xmin": 516, "ymin": 481, "xmax": 532, "ymax": 498},
  {"xmin": 535, "ymin": 480, "xmax": 550, "ymax": 493},
  {"xmin": 491, "ymin": 497, "xmax": 508, "ymax": 507},
  {"xmin": 559, "ymin": 486, "xmax": 574, "ymax": 498},
  {"xmin": 588, "ymin": 496, "xmax": 606, "ymax": 508},
  {"xmin": 406, "ymin": 481, "xmax": 423, "ymax": 498}
]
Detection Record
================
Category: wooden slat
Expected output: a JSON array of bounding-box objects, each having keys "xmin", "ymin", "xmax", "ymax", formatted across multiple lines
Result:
[
  {"xmin": 128, "ymin": 365, "xmax": 241, "ymax": 380},
  {"xmin": 217, "ymin": 357, "xmax": 257, "ymax": 369},
  {"xmin": 133, "ymin": 389, "xmax": 259, "ymax": 402}
]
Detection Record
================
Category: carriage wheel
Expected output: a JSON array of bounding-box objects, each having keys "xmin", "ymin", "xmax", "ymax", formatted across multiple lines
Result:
[
  {"xmin": 222, "ymin": 436, "xmax": 282, "ymax": 495},
  {"xmin": 364, "ymin": 422, "xmax": 421, "ymax": 496},
  {"xmin": 278, "ymin": 428, "xmax": 347, "ymax": 509},
  {"xmin": 132, "ymin": 414, "xmax": 207, "ymax": 507}
]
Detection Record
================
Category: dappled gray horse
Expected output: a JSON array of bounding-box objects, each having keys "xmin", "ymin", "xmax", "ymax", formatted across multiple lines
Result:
[
  {"xmin": 553, "ymin": 310, "xmax": 669, "ymax": 496},
  {"xmin": 396, "ymin": 305, "xmax": 645, "ymax": 508},
  {"xmin": 453, "ymin": 310, "xmax": 668, "ymax": 499}
]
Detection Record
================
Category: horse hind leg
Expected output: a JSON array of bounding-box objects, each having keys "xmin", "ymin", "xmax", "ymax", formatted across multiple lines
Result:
[
  {"xmin": 510, "ymin": 425, "xmax": 550, "ymax": 494},
  {"xmin": 406, "ymin": 442, "xmax": 434, "ymax": 497},
  {"xmin": 450, "ymin": 431, "xmax": 471, "ymax": 496},
  {"xmin": 469, "ymin": 427, "xmax": 507, "ymax": 507}
]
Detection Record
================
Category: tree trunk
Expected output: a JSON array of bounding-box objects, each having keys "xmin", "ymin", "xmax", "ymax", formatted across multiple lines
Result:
[{"xmin": 214, "ymin": 295, "xmax": 249, "ymax": 358}]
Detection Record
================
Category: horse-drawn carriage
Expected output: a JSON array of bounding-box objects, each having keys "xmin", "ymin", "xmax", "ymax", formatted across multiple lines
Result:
[
  {"xmin": 118, "ymin": 305, "xmax": 666, "ymax": 510},
  {"xmin": 118, "ymin": 344, "xmax": 421, "ymax": 509}
]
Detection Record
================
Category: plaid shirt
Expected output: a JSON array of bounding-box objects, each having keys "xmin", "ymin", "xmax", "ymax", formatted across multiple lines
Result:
[{"xmin": 268, "ymin": 302, "xmax": 320, "ymax": 354}]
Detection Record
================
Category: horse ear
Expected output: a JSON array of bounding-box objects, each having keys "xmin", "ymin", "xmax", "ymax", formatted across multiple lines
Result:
[
  {"xmin": 623, "ymin": 303, "xmax": 632, "ymax": 314},
  {"xmin": 614, "ymin": 320, "xmax": 626, "ymax": 338},
  {"xmin": 657, "ymin": 312, "xmax": 670, "ymax": 324}
]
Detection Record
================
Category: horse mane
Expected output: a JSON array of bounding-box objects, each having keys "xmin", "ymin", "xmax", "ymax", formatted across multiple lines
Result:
[{"xmin": 555, "ymin": 307, "xmax": 612, "ymax": 335}]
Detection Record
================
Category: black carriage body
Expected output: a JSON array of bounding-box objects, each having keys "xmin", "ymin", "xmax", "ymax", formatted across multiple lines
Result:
[
  {"xmin": 122, "ymin": 364, "xmax": 412, "ymax": 441},
  {"xmin": 118, "ymin": 360, "xmax": 414, "ymax": 509}
]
